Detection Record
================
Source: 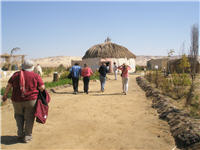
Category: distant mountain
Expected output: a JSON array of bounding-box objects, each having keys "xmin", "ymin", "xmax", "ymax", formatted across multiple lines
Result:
[
  {"xmin": 32, "ymin": 55, "xmax": 200, "ymax": 67},
  {"xmin": 32, "ymin": 56, "xmax": 82, "ymax": 67}
]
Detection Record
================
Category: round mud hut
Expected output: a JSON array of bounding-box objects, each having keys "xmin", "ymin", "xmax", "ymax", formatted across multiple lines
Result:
[{"xmin": 72, "ymin": 41, "xmax": 136, "ymax": 73}]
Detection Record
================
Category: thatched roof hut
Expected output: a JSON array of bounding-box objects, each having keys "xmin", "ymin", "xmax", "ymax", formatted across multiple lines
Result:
[
  {"xmin": 72, "ymin": 41, "xmax": 136, "ymax": 73},
  {"xmin": 82, "ymin": 42, "xmax": 136, "ymax": 59}
]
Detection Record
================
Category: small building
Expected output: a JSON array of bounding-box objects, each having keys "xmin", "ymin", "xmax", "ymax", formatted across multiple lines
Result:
[
  {"xmin": 167, "ymin": 58, "xmax": 200, "ymax": 73},
  {"xmin": 147, "ymin": 58, "xmax": 168, "ymax": 70},
  {"xmin": 0, "ymin": 53, "xmax": 25, "ymax": 70},
  {"xmin": 72, "ymin": 41, "xmax": 136, "ymax": 73}
]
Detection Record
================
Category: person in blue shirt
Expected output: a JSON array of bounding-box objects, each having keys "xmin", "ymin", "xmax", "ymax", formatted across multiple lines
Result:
[{"xmin": 70, "ymin": 63, "xmax": 81, "ymax": 94}]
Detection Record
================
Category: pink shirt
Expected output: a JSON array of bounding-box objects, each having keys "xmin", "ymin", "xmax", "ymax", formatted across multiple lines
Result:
[
  {"xmin": 118, "ymin": 66, "xmax": 131, "ymax": 78},
  {"xmin": 81, "ymin": 67, "xmax": 93, "ymax": 77}
]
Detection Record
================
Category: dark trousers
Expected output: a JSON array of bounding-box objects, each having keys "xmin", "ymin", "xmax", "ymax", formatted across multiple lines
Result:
[
  {"xmin": 72, "ymin": 77, "xmax": 79, "ymax": 92},
  {"xmin": 83, "ymin": 76, "xmax": 90, "ymax": 93}
]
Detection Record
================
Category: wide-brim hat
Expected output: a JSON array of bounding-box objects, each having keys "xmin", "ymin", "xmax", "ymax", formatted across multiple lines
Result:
[{"xmin": 22, "ymin": 59, "xmax": 34, "ymax": 71}]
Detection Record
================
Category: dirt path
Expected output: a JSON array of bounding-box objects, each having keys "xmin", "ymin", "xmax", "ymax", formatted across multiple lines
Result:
[{"xmin": 1, "ymin": 75, "xmax": 178, "ymax": 150}]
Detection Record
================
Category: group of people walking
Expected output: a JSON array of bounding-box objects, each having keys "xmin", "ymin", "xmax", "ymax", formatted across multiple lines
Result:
[
  {"xmin": 1, "ymin": 59, "xmax": 131, "ymax": 144},
  {"xmin": 69, "ymin": 62, "xmax": 131, "ymax": 95},
  {"xmin": 70, "ymin": 63, "xmax": 93, "ymax": 94}
]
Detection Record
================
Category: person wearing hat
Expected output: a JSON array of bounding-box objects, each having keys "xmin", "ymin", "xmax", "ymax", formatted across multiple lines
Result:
[
  {"xmin": 118, "ymin": 63, "xmax": 131, "ymax": 95},
  {"xmin": 1, "ymin": 59, "xmax": 45, "ymax": 143}
]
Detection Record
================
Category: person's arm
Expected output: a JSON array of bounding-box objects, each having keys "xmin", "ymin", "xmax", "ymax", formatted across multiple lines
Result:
[
  {"xmin": 90, "ymin": 68, "xmax": 93, "ymax": 75},
  {"xmin": 38, "ymin": 84, "xmax": 45, "ymax": 92},
  {"xmin": 98, "ymin": 66, "xmax": 101, "ymax": 73},
  {"xmin": 118, "ymin": 66, "xmax": 122, "ymax": 70},
  {"xmin": 2, "ymin": 83, "xmax": 12, "ymax": 101}
]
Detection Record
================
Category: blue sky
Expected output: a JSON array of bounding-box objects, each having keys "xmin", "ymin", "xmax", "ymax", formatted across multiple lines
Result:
[{"xmin": 1, "ymin": 1, "xmax": 199, "ymax": 58}]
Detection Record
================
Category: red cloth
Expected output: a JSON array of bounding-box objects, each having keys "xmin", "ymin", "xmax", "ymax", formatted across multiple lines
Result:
[
  {"xmin": 8, "ymin": 71, "xmax": 44, "ymax": 102},
  {"xmin": 20, "ymin": 71, "xmax": 25, "ymax": 97},
  {"xmin": 81, "ymin": 67, "xmax": 93, "ymax": 77},
  {"xmin": 35, "ymin": 90, "xmax": 50, "ymax": 124},
  {"xmin": 118, "ymin": 66, "xmax": 131, "ymax": 78}
]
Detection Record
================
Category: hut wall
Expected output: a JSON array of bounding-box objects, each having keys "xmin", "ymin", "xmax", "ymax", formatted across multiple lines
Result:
[
  {"xmin": 73, "ymin": 57, "xmax": 136, "ymax": 73},
  {"xmin": 81, "ymin": 58, "xmax": 101, "ymax": 72},
  {"xmin": 109, "ymin": 58, "xmax": 136, "ymax": 73}
]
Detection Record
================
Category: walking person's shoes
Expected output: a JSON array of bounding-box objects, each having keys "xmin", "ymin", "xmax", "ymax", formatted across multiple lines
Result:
[
  {"xmin": 23, "ymin": 135, "xmax": 32, "ymax": 143},
  {"xmin": 17, "ymin": 136, "xmax": 24, "ymax": 142}
]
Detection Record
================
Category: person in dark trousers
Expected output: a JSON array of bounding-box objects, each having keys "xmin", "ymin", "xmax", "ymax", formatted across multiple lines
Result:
[
  {"xmin": 70, "ymin": 63, "xmax": 81, "ymax": 94},
  {"xmin": 98, "ymin": 62, "xmax": 108, "ymax": 92},
  {"xmin": 81, "ymin": 64, "xmax": 93, "ymax": 94}
]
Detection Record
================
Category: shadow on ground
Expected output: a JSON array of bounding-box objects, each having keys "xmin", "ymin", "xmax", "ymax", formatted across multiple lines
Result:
[{"xmin": 1, "ymin": 136, "xmax": 23, "ymax": 145}]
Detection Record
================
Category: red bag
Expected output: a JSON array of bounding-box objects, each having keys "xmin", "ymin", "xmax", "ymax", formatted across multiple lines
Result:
[{"xmin": 35, "ymin": 90, "xmax": 50, "ymax": 124}]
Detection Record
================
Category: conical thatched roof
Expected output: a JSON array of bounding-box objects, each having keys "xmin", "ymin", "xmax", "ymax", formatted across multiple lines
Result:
[{"xmin": 82, "ymin": 42, "xmax": 136, "ymax": 59}]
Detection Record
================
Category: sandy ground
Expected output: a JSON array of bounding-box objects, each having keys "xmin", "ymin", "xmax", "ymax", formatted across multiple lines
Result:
[{"xmin": 1, "ymin": 75, "xmax": 178, "ymax": 150}]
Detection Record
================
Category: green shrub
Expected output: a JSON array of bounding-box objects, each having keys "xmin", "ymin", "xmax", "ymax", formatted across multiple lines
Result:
[
  {"xmin": 60, "ymin": 71, "xmax": 70, "ymax": 80},
  {"xmin": 90, "ymin": 71, "xmax": 100, "ymax": 80},
  {"xmin": 1, "ymin": 87, "xmax": 12, "ymax": 98},
  {"xmin": 42, "ymin": 67, "xmax": 54, "ymax": 77},
  {"xmin": 55, "ymin": 64, "xmax": 67, "ymax": 73},
  {"xmin": 136, "ymin": 65, "xmax": 146, "ymax": 72}
]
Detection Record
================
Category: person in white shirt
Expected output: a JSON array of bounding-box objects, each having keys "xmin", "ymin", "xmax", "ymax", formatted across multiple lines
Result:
[
  {"xmin": 113, "ymin": 62, "xmax": 118, "ymax": 80},
  {"xmin": 34, "ymin": 64, "xmax": 43, "ymax": 76}
]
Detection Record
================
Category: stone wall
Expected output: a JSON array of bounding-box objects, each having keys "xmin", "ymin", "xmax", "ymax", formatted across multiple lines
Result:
[{"xmin": 136, "ymin": 76, "xmax": 200, "ymax": 150}]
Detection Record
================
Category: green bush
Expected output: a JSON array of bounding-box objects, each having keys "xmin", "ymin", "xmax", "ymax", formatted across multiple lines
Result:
[
  {"xmin": 136, "ymin": 65, "xmax": 146, "ymax": 72},
  {"xmin": 60, "ymin": 71, "xmax": 70, "ymax": 80},
  {"xmin": 42, "ymin": 67, "xmax": 54, "ymax": 77},
  {"xmin": 55, "ymin": 64, "xmax": 67, "ymax": 73},
  {"xmin": 0, "ymin": 87, "xmax": 12, "ymax": 98},
  {"xmin": 145, "ymin": 71, "xmax": 191, "ymax": 99}
]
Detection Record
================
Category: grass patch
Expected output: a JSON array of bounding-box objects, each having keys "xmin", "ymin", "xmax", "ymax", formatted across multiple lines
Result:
[{"xmin": 45, "ymin": 78, "xmax": 72, "ymax": 88}]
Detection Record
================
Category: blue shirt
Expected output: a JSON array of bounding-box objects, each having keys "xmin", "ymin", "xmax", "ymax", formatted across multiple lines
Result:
[{"xmin": 70, "ymin": 65, "xmax": 81, "ymax": 78}]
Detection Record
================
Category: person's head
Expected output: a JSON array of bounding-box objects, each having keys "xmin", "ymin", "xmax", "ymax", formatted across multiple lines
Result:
[
  {"xmin": 123, "ymin": 63, "xmax": 127, "ymax": 69},
  {"xmin": 101, "ymin": 62, "xmax": 105, "ymax": 66},
  {"xmin": 84, "ymin": 64, "xmax": 88, "ymax": 67},
  {"xmin": 113, "ymin": 62, "xmax": 116, "ymax": 65},
  {"xmin": 75, "ymin": 63, "xmax": 79, "ymax": 66},
  {"xmin": 22, "ymin": 59, "xmax": 34, "ymax": 71},
  {"xmin": 37, "ymin": 64, "xmax": 40, "ymax": 66}
]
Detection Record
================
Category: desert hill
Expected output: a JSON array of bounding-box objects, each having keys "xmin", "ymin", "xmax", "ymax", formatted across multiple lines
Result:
[
  {"xmin": 32, "ymin": 55, "xmax": 200, "ymax": 67},
  {"xmin": 32, "ymin": 56, "xmax": 82, "ymax": 67}
]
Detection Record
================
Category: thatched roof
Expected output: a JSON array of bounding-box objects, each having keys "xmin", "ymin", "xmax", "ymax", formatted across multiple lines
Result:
[{"xmin": 82, "ymin": 42, "xmax": 136, "ymax": 59}]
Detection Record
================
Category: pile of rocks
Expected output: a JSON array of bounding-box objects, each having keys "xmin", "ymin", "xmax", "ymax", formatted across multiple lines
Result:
[{"xmin": 136, "ymin": 76, "xmax": 200, "ymax": 150}]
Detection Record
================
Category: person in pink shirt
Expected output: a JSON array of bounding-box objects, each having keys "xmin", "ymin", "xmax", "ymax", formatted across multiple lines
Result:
[
  {"xmin": 81, "ymin": 64, "xmax": 93, "ymax": 94},
  {"xmin": 118, "ymin": 63, "xmax": 131, "ymax": 95}
]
